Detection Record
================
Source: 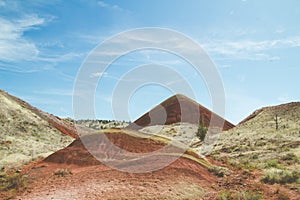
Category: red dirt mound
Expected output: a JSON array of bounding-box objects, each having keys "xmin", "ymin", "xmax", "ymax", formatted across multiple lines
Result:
[
  {"xmin": 127, "ymin": 94, "xmax": 235, "ymax": 131},
  {"xmin": 44, "ymin": 129, "xmax": 206, "ymax": 170},
  {"xmin": 16, "ymin": 129, "xmax": 217, "ymax": 199},
  {"xmin": 14, "ymin": 129, "xmax": 299, "ymax": 199}
]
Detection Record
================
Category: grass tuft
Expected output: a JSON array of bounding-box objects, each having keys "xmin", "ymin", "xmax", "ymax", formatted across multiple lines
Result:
[
  {"xmin": 217, "ymin": 189, "xmax": 263, "ymax": 200},
  {"xmin": 261, "ymin": 169, "xmax": 299, "ymax": 185},
  {"xmin": 53, "ymin": 168, "xmax": 72, "ymax": 177}
]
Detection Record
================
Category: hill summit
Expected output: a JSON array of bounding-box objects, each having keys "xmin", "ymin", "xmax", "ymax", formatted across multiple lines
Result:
[{"xmin": 127, "ymin": 94, "xmax": 234, "ymax": 131}]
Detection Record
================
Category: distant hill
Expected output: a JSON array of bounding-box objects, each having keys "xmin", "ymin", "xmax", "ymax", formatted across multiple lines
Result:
[
  {"xmin": 126, "ymin": 94, "xmax": 235, "ymax": 131},
  {"xmin": 214, "ymin": 101, "xmax": 300, "ymax": 158},
  {"xmin": 0, "ymin": 89, "xmax": 76, "ymax": 168},
  {"xmin": 238, "ymin": 102, "xmax": 300, "ymax": 130},
  {"xmin": 213, "ymin": 102, "xmax": 300, "ymax": 194},
  {"xmin": 75, "ymin": 119, "xmax": 129, "ymax": 130}
]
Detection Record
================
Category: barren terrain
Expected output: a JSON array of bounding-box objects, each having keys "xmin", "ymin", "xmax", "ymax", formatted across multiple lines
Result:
[{"xmin": 1, "ymin": 91, "xmax": 299, "ymax": 199}]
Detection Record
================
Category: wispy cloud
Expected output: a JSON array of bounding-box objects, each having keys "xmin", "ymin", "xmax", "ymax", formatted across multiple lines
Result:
[
  {"xmin": 37, "ymin": 52, "xmax": 86, "ymax": 63},
  {"xmin": 21, "ymin": 95, "xmax": 61, "ymax": 105},
  {"xmin": 90, "ymin": 72, "xmax": 107, "ymax": 78},
  {"xmin": 277, "ymin": 94, "xmax": 292, "ymax": 103},
  {"xmin": 33, "ymin": 89, "xmax": 73, "ymax": 96},
  {"xmin": 202, "ymin": 37, "xmax": 300, "ymax": 61},
  {"xmin": 97, "ymin": 1, "xmax": 125, "ymax": 11},
  {"xmin": 0, "ymin": 0, "xmax": 6, "ymax": 6},
  {"xmin": 0, "ymin": 15, "xmax": 45, "ymax": 62},
  {"xmin": 0, "ymin": 12, "xmax": 86, "ymax": 74}
]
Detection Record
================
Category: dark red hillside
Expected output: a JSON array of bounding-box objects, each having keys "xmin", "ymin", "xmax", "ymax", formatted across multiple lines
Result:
[{"xmin": 126, "ymin": 94, "xmax": 234, "ymax": 131}]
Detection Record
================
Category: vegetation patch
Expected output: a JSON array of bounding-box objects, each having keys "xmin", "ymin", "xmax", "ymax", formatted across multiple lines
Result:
[
  {"xmin": 217, "ymin": 189, "xmax": 263, "ymax": 200},
  {"xmin": 265, "ymin": 159, "xmax": 280, "ymax": 169},
  {"xmin": 0, "ymin": 171, "xmax": 28, "ymax": 199},
  {"xmin": 196, "ymin": 118, "xmax": 208, "ymax": 142},
  {"xmin": 261, "ymin": 169, "xmax": 299, "ymax": 185},
  {"xmin": 53, "ymin": 168, "xmax": 72, "ymax": 177},
  {"xmin": 209, "ymin": 166, "xmax": 230, "ymax": 177},
  {"xmin": 280, "ymin": 153, "xmax": 299, "ymax": 165}
]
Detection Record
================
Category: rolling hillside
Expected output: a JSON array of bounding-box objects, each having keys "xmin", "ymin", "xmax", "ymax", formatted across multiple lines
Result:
[
  {"xmin": 213, "ymin": 102, "xmax": 300, "ymax": 195},
  {"xmin": 0, "ymin": 90, "xmax": 76, "ymax": 168}
]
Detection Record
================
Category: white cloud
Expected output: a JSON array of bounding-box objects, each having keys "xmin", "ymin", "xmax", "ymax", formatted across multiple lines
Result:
[
  {"xmin": 0, "ymin": 14, "xmax": 87, "ymax": 73},
  {"xmin": 90, "ymin": 72, "xmax": 107, "ymax": 78},
  {"xmin": 99, "ymin": 94, "xmax": 112, "ymax": 102},
  {"xmin": 0, "ymin": 15, "xmax": 45, "ymax": 62},
  {"xmin": 0, "ymin": 0, "xmax": 5, "ymax": 6},
  {"xmin": 97, "ymin": 1, "xmax": 109, "ymax": 7},
  {"xmin": 277, "ymin": 95, "xmax": 290, "ymax": 102},
  {"xmin": 202, "ymin": 37, "xmax": 300, "ymax": 61},
  {"xmin": 33, "ymin": 89, "xmax": 73, "ymax": 96},
  {"xmin": 37, "ymin": 52, "xmax": 86, "ymax": 63},
  {"xmin": 97, "ymin": 1, "xmax": 124, "ymax": 11}
]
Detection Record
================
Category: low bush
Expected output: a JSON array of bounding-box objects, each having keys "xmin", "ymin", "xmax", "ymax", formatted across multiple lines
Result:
[
  {"xmin": 54, "ymin": 168, "xmax": 72, "ymax": 177},
  {"xmin": 277, "ymin": 192, "xmax": 290, "ymax": 200},
  {"xmin": 280, "ymin": 153, "xmax": 299, "ymax": 164},
  {"xmin": 217, "ymin": 190, "xmax": 263, "ymax": 200},
  {"xmin": 261, "ymin": 169, "xmax": 299, "ymax": 184},
  {"xmin": 265, "ymin": 159, "xmax": 279, "ymax": 168},
  {"xmin": 217, "ymin": 190, "xmax": 232, "ymax": 200},
  {"xmin": 0, "ymin": 172, "xmax": 28, "ymax": 192},
  {"xmin": 209, "ymin": 166, "xmax": 230, "ymax": 177}
]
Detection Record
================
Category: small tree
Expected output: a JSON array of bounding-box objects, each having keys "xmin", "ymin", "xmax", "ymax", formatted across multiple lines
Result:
[
  {"xmin": 197, "ymin": 117, "xmax": 208, "ymax": 141},
  {"xmin": 274, "ymin": 114, "xmax": 279, "ymax": 130}
]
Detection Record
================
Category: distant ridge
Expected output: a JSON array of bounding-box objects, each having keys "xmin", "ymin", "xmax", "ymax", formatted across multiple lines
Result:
[
  {"xmin": 0, "ymin": 89, "xmax": 77, "ymax": 138},
  {"xmin": 238, "ymin": 101, "xmax": 300, "ymax": 125},
  {"xmin": 126, "ymin": 94, "xmax": 235, "ymax": 131}
]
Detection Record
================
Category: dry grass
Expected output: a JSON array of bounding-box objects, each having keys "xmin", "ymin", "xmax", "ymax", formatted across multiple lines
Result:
[
  {"xmin": 261, "ymin": 169, "xmax": 299, "ymax": 185},
  {"xmin": 211, "ymin": 102, "xmax": 300, "ymax": 193},
  {"xmin": 54, "ymin": 168, "xmax": 73, "ymax": 177},
  {"xmin": 0, "ymin": 91, "xmax": 74, "ymax": 169},
  {"xmin": 0, "ymin": 171, "xmax": 29, "ymax": 199},
  {"xmin": 217, "ymin": 189, "xmax": 263, "ymax": 200}
]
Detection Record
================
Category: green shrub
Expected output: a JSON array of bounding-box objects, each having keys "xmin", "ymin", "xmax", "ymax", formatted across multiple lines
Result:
[
  {"xmin": 277, "ymin": 192, "xmax": 290, "ymax": 200},
  {"xmin": 217, "ymin": 190, "xmax": 263, "ymax": 200},
  {"xmin": 261, "ymin": 169, "xmax": 299, "ymax": 184},
  {"xmin": 281, "ymin": 153, "xmax": 299, "ymax": 163},
  {"xmin": 217, "ymin": 190, "xmax": 233, "ymax": 200},
  {"xmin": 237, "ymin": 190, "xmax": 263, "ymax": 200},
  {"xmin": 209, "ymin": 166, "xmax": 230, "ymax": 177},
  {"xmin": 0, "ymin": 172, "xmax": 28, "ymax": 192},
  {"xmin": 196, "ymin": 117, "xmax": 208, "ymax": 141},
  {"xmin": 249, "ymin": 153, "xmax": 259, "ymax": 159},
  {"xmin": 265, "ymin": 159, "xmax": 279, "ymax": 168},
  {"xmin": 54, "ymin": 168, "xmax": 72, "ymax": 177}
]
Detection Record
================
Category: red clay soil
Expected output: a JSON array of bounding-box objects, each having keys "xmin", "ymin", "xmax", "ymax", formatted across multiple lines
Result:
[
  {"xmin": 16, "ymin": 130, "xmax": 218, "ymax": 199},
  {"xmin": 17, "ymin": 162, "xmax": 215, "ymax": 200},
  {"xmin": 126, "ymin": 94, "xmax": 235, "ymax": 131},
  {"xmin": 8, "ymin": 130, "xmax": 300, "ymax": 199},
  {"xmin": 44, "ymin": 131, "xmax": 201, "ymax": 167},
  {"xmin": 205, "ymin": 156, "xmax": 300, "ymax": 200},
  {"xmin": 13, "ymin": 161, "xmax": 300, "ymax": 200}
]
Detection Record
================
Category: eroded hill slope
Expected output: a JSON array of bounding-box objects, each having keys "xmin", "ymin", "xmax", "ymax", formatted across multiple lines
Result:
[{"xmin": 0, "ymin": 90, "xmax": 75, "ymax": 168}]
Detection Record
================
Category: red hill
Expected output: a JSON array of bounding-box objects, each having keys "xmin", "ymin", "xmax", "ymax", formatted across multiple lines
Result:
[{"xmin": 127, "ymin": 94, "xmax": 234, "ymax": 131}]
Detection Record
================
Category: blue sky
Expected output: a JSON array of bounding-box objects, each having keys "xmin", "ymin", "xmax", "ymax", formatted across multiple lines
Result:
[{"xmin": 0, "ymin": 0, "xmax": 299, "ymax": 124}]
